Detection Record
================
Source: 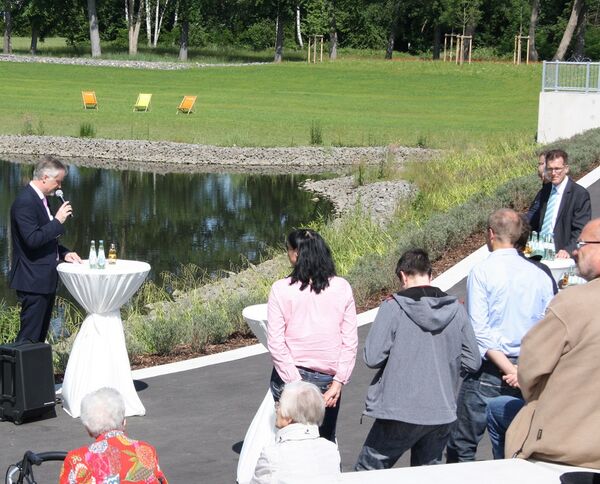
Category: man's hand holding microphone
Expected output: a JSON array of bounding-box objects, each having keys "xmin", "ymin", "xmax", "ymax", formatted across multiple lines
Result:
[{"xmin": 55, "ymin": 189, "xmax": 82, "ymax": 263}]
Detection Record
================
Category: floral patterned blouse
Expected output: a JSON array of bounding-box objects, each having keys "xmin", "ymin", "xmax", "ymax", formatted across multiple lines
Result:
[{"xmin": 59, "ymin": 430, "xmax": 168, "ymax": 484}]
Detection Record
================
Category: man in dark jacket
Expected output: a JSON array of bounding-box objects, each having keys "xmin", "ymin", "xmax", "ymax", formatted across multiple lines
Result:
[
  {"xmin": 9, "ymin": 156, "xmax": 81, "ymax": 343},
  {"xmin": 354, "ymin": 249, "xmax": 481, "ymax": 470},
  {"xmin": 528, "ymin": 149, "xmax": 591, "ymax": 258}
]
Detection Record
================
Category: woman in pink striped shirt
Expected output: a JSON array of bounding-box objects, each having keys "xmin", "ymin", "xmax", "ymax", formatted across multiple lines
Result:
[{"xmin": 267, "ymin": 229, "xmax": 358, "ymax": 442}]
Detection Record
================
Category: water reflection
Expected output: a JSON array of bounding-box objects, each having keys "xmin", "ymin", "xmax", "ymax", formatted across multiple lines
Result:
[{"xmin": 0, "ymin": 159, "xmax": 333, "ymax": 304}]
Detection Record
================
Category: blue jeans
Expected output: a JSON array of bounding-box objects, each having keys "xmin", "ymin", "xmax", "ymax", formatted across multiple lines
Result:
[
  {"xmin": 270, "ymin": 367, "xmax": 340, "ymax": 443},
  {"xmin": 486, "ymin": 396, "xmax": 525, "ymax": 459},
  {"xmin": 446, "ymin": 361, "xmax": 522, "ymax": 462},
  {"xmin": 355, "ymin": 419, "xmax": 453, "ymax": 470}
]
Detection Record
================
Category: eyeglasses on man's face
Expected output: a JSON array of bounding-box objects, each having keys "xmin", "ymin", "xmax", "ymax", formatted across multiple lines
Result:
[
  {"xmin": 576, "ymin": 240, "xmax": 600, "ymax": 249},
  {"xmin": 546, "ymin": 166, "xmax": 566, "ymax": 173}
]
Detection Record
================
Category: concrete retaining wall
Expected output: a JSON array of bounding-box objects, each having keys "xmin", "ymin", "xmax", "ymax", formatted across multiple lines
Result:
[{"xmin": 538, "ymin": 91, "xmax": 600, "ymax": 143}]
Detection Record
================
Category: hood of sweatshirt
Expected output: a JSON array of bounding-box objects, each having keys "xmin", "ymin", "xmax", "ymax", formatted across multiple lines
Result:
[{"xmin": 391, "ymin": 286, "xmax": 460, "ymax": 333}]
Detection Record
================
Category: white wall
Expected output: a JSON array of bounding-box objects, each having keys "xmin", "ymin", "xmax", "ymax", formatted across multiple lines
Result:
[{"xmin": 537, "ymin": 91, "xmax": 600, "ymax": 143}]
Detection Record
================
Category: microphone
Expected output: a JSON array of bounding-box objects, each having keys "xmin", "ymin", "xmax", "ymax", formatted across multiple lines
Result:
[
  {"xmin": 55, "ymin": 189, "xmax": 66, "ymax": 204},
  {"xmin": 55, "ymin": 189, "xmax": 73, "ymax": 217}
]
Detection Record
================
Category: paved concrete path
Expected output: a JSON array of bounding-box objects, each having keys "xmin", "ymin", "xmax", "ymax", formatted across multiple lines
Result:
[{"xmin": 3, "ymin": 170, "xmax": 600, "ymax": 482}]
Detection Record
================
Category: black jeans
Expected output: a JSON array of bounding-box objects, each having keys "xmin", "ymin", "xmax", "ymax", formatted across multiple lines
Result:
[{"xmin": 270, "ymin": 367, "xmax": 340, "ymax": 443}]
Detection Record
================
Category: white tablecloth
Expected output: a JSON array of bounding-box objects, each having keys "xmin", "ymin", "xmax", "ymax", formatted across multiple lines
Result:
[
  {"xmin": 541, "ymin": 258, "xmax": 575, "ymax": 285},
  {"xmin": 540, "ymin": 258, "xmax": 586, "ymax": 286},
  {"xmin": 238, "ymin": 304, "xmax": 277, "ymax": 484},
  {"xmin": 58, "ymin": 260, "xmax": 150, "ymax": 418}
]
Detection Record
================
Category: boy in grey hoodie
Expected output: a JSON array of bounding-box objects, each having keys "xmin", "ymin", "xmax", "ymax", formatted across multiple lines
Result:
[{"xmin": 355, "ymin": 249, "xmax": 481, "ymax": 471}]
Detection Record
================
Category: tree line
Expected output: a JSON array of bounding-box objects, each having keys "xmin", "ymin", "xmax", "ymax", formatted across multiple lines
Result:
[{"xmin": 2, "ymin": 0, "xmax": 600, "ymax": 62}]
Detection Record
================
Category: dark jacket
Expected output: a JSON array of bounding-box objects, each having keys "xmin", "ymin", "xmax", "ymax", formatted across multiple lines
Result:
[
  {"xmin": 529, "ymin": 178, "xmax": 591, "ymax": 255},
  {"xmin": 9, "ymin": 184, "xmax": 69, "ymax": 294},
  {"xmin": 362, "ymin": 286, "xmax": 481, "ymax": 425}
]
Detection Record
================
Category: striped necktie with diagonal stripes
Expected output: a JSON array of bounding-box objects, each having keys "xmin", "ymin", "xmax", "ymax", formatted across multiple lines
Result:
[{"xmin": 541, "ymin": 186, "xmax": 558, "ymax": 235}]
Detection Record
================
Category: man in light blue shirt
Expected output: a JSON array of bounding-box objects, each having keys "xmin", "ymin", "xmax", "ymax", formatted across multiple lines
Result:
[{"xmin": 446, "ymin": 208, "xmax": 554, "ymax": 462}]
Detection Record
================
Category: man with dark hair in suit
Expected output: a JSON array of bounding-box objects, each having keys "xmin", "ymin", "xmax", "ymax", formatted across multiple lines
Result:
[
  {"xmin": 528, "ymin": 149, "xmax": 591, "ymax": 258},
  {"xmin": 9, "ymin": 156, "xmax": 81, "ymax": 343}
]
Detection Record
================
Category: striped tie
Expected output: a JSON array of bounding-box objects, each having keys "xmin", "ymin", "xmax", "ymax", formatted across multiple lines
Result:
[{"xmin": 541, "ymin": 186, "xmax": 558, "ymax": 235}]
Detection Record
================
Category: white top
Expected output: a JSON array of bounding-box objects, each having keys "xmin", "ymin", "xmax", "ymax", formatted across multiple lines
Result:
[{"xmin": 250, "ymin": 423, "xmax": 341, "ymax": 484}]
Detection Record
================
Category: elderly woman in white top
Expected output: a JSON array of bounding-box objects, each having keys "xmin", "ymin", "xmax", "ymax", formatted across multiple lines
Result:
[{"xmin": 251, "ymin": 381, "xmax": 341, "ymax": 484}]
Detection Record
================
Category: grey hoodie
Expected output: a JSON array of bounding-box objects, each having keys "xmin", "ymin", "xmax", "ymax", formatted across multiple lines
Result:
[{"xmin": 363, "ymin": 286, "xmax": 481, "ymax": 425}]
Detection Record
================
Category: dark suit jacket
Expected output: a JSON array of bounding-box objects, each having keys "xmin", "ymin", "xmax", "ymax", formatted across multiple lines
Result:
[
  {"xmin": 9, "ymin": 184, "xmax": 69, "ymax": 294},
  {"xmin": 529, "ymin": 177, "xmax": 591, "ymax": 255}
]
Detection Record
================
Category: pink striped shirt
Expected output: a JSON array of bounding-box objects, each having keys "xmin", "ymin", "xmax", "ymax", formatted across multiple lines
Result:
[{"xmin": 267, "ymin": 276, "xmax": 358, "ymax": 385}]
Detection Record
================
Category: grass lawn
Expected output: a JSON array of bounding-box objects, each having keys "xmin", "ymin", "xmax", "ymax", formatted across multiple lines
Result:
[{"xmin": 0, "ymin": 58, "xmax": 541, "ymax": 147}]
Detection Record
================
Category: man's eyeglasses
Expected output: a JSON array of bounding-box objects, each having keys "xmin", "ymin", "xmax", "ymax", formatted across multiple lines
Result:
[
  {"xmin": 546, "ymin": 167, "xmax": 565, "ymax": 173},
  {"xmin": 576, "ymin": 240, "xmax": 600, "ymax": 249}
]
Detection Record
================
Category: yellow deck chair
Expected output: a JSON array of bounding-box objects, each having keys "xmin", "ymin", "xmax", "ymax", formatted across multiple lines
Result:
[
  {"xmin": 177, "ymin": 95, "xmax": 197, "ymax": 115},
  {"xmin": 82, "ymin": 91, "xmax": 98, "ymax": 110},
  {"xmin": 133, "ymin": 93, "xmax": 152, "ymax": 112}
]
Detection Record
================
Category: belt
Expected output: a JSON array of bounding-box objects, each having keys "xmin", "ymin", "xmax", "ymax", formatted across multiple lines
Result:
[{"xmin": 296, "ymin": 366, "xmax": 333, "ymax": 377}]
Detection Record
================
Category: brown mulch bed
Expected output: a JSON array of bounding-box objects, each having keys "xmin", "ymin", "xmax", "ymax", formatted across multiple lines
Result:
[
  {"xmin": 125, "ymin": 229, "xmax": 488, "ymax": 371},
  {"xmin": 129, "ymin": 333, "xmax": 259, "ymax": 370}
]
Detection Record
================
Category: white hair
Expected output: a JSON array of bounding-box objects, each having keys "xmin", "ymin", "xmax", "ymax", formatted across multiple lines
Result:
[
  {"xmin": 32, "ymin": 155, "xmax": 67, "ymax": 180},
  {"xmin": 80, "ymin": 387, "xmax": 125, "ymax": 437},
  {"xmin": 279, "ymin": 381, "xmax": 325, "ymax": 426}
]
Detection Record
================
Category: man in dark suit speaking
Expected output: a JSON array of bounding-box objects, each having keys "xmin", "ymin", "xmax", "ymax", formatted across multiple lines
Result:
[
  {"xmin": 529, "ymin": 149, "xmax": 591, "ymax": 259},
  {"xmin": 9, "ymin": 156, "xmax": 82, "ymax": 343}
]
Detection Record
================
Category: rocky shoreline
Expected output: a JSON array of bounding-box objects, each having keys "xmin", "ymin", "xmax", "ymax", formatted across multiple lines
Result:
[
  {"xmin": 0, "ymin": 53, "xmax": 265, "ymax": 70},
  {"xmin": 302, "ymin": 176, "xmax": 416, "ymax": 225},
  {"xmin": 0, "ymin": 135, "xmax": 433, "ymax": 175}
]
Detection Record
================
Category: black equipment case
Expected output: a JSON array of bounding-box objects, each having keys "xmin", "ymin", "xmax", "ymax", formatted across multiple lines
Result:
[{"xmin": 0, "ymin": 342, "xmax": 56, "ymax": 424}]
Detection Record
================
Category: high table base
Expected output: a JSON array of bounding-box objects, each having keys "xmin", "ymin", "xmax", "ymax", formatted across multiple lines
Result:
[{"xmin": 62, "ymin": 310, "xmax": 145, "ymax": 418}]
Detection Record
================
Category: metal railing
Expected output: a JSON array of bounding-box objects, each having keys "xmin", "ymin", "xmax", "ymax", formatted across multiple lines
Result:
[{"xmin": 542, "ymin": 61, "xmax": 600, "ymax": 92}]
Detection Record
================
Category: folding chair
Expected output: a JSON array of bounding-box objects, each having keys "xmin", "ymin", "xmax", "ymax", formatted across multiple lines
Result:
[
  {"xmin": 177, "ymin": 95, "xmax": 197, "ymax": 115},
  {"xmin": 81, "ymin": 91, "xmax": 98, "ymax": 110},
  {"xmin": 133, "ymin": 93, "xmax": 152, "ymax": 112}
]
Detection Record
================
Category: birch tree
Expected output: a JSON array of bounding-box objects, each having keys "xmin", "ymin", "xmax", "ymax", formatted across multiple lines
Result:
[
  {"xmin": 385, "ymin": 1, "xmax": 401, "ymax": 59},
  {"xmin": 127, "ymin": 0, "xmax": 144, "ymax": 55},
  {"xmin": 296, "ymin": 4, "xmax": 303, "ymax": 47},
  {"xmin": 274, "ymin": 3, "xmax": 284, "ymax": 62},
  {"xmin": 145, "ymin": 0, "xmax": 170, "ymax": 48}
]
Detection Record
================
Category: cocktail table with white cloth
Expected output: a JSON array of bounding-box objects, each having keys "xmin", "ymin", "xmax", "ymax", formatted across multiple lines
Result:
[
  {"xmin": 237, "ymin": 303, "xmax": 277, "ymax": 484},
  {"xmin": 57, "ymin": 260, "xmax": 150, "ymax": 418},
  {"xmin": 541, "ymin": 258, "xmax": 586, "ymax": 286}
]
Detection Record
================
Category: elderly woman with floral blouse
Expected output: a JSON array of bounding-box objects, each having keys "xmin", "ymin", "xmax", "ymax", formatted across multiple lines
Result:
[{"xmin": 60, "ymin": 387, "xmax": 168, "ymax": 483}]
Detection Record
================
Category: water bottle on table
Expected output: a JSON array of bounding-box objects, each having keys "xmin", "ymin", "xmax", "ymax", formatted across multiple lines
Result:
[
  {"xmin": 97, "ymin": 240, "xmax": 106, "ymax": 269},
  {"xmin": 88, "ymin": 240, "xmax": 97, "ymax": 269}
]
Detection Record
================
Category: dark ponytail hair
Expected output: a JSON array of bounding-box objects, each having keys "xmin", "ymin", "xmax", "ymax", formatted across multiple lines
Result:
[{"xmin": 287, "ymin": 229, "xmax": 336, "ymax": 294}]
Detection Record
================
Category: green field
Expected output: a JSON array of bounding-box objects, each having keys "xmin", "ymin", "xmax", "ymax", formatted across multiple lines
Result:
[{"xmin": 0, "ymin": 59, "xmax": 541, "ymax": 148}]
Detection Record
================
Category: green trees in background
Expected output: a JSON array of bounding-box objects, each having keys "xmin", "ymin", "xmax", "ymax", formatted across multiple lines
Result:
[{"xmin": 2, "ymin": 0, "xmax": 600, "ymax": 61}]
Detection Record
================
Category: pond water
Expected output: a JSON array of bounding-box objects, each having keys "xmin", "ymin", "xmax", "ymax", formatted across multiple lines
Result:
[{"xmin": 0, "ymin": 159, "xmax": 333, "ymax": 304}]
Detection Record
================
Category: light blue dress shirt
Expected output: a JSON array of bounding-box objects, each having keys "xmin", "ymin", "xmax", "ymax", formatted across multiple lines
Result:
[{"xmin": 467, "ymin": 248, "xmax": 554, "ymax": 358}]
